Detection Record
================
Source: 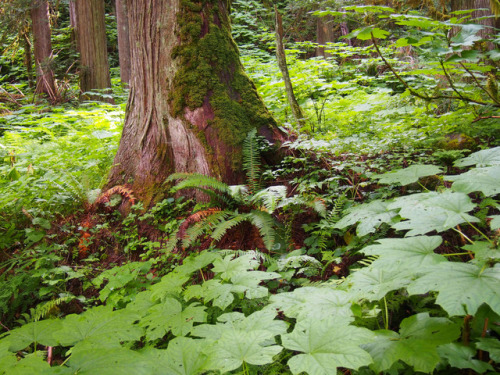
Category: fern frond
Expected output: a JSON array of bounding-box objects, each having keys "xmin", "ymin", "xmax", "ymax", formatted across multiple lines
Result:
[
  {"xmin": 167, "ymin": 173, "xmax": 231, "ymax": 196},
  {"xmin": 358, "ymin": 255, "xmax": 379, "ymax": 267},
  {"xmin": 330, "ymin": 193, "xmax": 347, "ymax": 223},
  {"xmin": 19, "ymin": 296, "xmax": 73, "ymax": 324},
  {"xmin": 181, "ymin": 211, "xmax": 229, "ymax": 249},
  {"xmin": 252, "ymin": 186, "xmax": 287, "ymax": 214},
  {"xmin": 248, "ymin": 210, "xmax": 276, "ymax": 250},
  {"xmin": 211, "ymin": 214, "xmax": 250, "ymax": 243},
  {"xmin": 243, "ymin": 129, "xmax": 262, "ymax": 193}
]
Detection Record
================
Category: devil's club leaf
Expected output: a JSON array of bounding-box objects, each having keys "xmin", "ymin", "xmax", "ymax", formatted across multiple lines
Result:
[
  {"xmin": 348, "ymin": 266, "xmax": 414, "ymax": 300},
  {"xmin": 269, "ymin": 287, "xmax": 353, "ymax": 320},
  {"xmin": 335, "ymin": 199, "xmax": 397, "ymax": 237},
  {"xmin": 362, "ymin": 313, "xmax": 460, "ymax": 373},
  {"xmin": 142, "ymin": 337, "xmax": 210, "ymax": 375},
  {"xmin": 408, "ymin": 263, "xmax": 500, "ymax": 316},
  {"xmin": 437, "ymin": 343, "xmax": 493, "ymax": 373},
  {"xmin": 446, "ymin": 166, "xmax": 500, "ymax": 196},
  {"xmin": 373, "ymin": 164, "xmax": 442, "ymax": 186},
  {"xmin": 360, "ymin": 236, "xmax": 446, "ymax": 270},
  {"xmin": 68, "ymin": 346, "xmax": 153, "ymax": 375},
  {"xmin": 476, "ymin": 338, "xmax": 500, "ymax": 362},
  {"xmin": 140, "ymin": 298, "xmax": 206, "ymax": 340},
  {"xmin": 6, "ymin": 319, "xmax": 61, "ymax": 351},
  {"xmin": 282, "ymin": 316, "xmax": 374, "ymax": 375},
  {"xmin": 454, "ymin": 146, "xmax": 500, "ymax": 167},
  {"xmin": 52, "ymin": 306, "xmax": 143, "ymax": 346},
  {"xmin": 207, "ymin": 330, "xmax": 282, "ymax": 373}
]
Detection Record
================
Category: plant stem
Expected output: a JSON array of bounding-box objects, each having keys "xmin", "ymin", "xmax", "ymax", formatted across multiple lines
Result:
[
  {"xmin": 383, "ymin": 296, "xmax": 389, "ymax": 330},
  {"xmin": 452, "ymin": 227, "xmax": 474, "ymax": 245},
  {"xmin": 465, "ymin": 220, "xmax": 494, "ymax": 245},
  {"xmin": 443, "ymin": 252, "xmax": 471, "ymax": 257},
  {"xmin": 243, "ymin": 361, "xmax": 250, "ymax": 375}
]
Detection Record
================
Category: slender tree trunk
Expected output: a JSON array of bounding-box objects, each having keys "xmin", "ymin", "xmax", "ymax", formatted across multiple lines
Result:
[
  {"xmin": 115, "ymin": 0, "xmax": 131, "ymax": 84},
  {"xmin": 107, "ymin": 0, "xmax": 283, "ymax": 206},
  {"xmin": 31, "ymin": 0, "xmax": 57, "ymax": 99},
  {"xmin": 69, "ymin": 0, "xmax": 78, "ymax": 48},
  {"xmin": 75, "ymin": 0, "xmax": 113, "ymax": 101},
  {"xmin": 275, "ymin": 7, "xmax": 305, "ymax": 128},
  {"xmin": 21, "ymin": 32, "xmax": 34, "ymax": 89},
  {"xmin": 316, "ymin": 16, "xmax": 335, "ymax": 57}
]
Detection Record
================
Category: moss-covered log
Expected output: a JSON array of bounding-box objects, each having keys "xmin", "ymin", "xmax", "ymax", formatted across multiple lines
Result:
[{"xmin": 108, "ymin": 0, "xmax": 284, "ymax": 206}]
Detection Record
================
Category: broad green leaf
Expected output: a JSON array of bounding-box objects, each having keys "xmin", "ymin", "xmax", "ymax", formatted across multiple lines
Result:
[
  {"xmin": 185, "ymin": 279, "xmax": 234, "ymax": 310},
  {"xmin": 362, "ymin": 313, "xmax": 460, "ymax": 373},
  {"xmin": 463, "ymin": 241, "xmax": 500, "ymax": 265},
  {"xmin": 212, "ymin": 254, "xmax": 259, "ymax": 280},
  {"xmin": 490, "ymin": 215, "xmax": 500, "ymax": 230},
  {"xmin": 476, "ymin": 338, "xmax": 500, "ymax": 362},
  {"xmin": 454, "ymin": 147, "xmax": 500, "ymax": 167},
  {"xmin": 6, "ymin": 319, "xmax": 61, "ymax": 351},
  {"xmin": 348, "ymin": 266, "xmax": 414, "ymax": 300},
  {"xmin": 230, "ymin": 270, "xmax": 280, "ymax": 299},
  {"xmin": 451, "ymin": 24, "xmax": 484, "ymax": 47},
  {"xmin": 269, "ymin": 287, "xmax": 353, "ymax": 320},
  {"xmin": 335, "ymin": 199, "xmax": 397, "ymax": 237},
  {"xmin": 68, "ymin": 346, "xmax": 153, "ymax": 375},
  {"xmin": 207, "ymin": 330, "xmax": 282, "ymax": 373},
  {"xmin": 140, "ymin": 298, "xmax": 206, "ymax": 340},
  {"xmin": 408, "ymin": 263, "xmax": 500, "ymax": 316},
  {"xmin": 3, "ymin": 353, "xmax": 70, "ymax": 375},
  {"xmin": 52, "ymin": 306, "xmax": 143, "ymax": 346},
  {"xmin": 391, "ymin": 14, "xmax": 442, "ymax": 29},
  {"xmin": 361, "ymin": 236, "xmax": 446, "ymax": 270},
  {"xmin": 0, "ymin": 340, "xmax": 17, "ymax": 372},
  {"xmin": 175, "ymin": 251, "xmax": 219, "ymax": 275},
  {"xmin": 125, "ymin": 291, "xmax": 157, "ymax": 313},
  {"xmin": 446, "ymin": 166, "xmax": 500, "ymax": 196},
  {"xmin": 192, "ymin": 309, "xmax": 288, "ymax": 342},
  {"xmin": 282, "ymin": 316, "xmax": 374, "ymax": 375},
  {"xmin": 142, "ymin": 337, "xmax": 209, "ymax": 375},
  {"xmin": 351, "ymin": 27, "xmax": 389, "ymax": 41},
  {"xmin": 345, "ymin": 5, "xmax": 394, "ymax": 13},
  {"xmin": 373, "ymin": 164, "xmax": 442, "ymax": 186},
  {"xmin": 149, "ymin": 272, "xmax": 190, "ymax": 301},
  {"xmin": 437, "ymin": 343, "xmax": 493, "ymax": 373}
]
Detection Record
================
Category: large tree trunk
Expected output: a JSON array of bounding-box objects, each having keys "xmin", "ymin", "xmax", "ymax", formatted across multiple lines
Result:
[
  {"xmin": 69, "ymin": 0, "xmax": 78, "ymax": 48},
  {"xmin": 108, "ymin": 0, "xmax": 283, "ymax": 206},
  {"xmin": 115, "ymin": 0, "xmax": 131, "ymax": 84},
  {"xmin": 451, "ymin": 0, "xmax": 497, "ymax": 40},
  {"xmin": 75, "ymin": 0, "xmax": 113, "ymax": 101},
  {"xmin": 31, "ymin": 0, "xmax": 57, "ymax": 99},
  {"xmin": 315, "ymin": 16, "xmax": 335, "ymax": 57}
]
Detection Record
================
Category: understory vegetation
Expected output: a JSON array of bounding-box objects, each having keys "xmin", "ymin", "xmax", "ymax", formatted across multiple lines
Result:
[{"xmin": 1, "ymin": 3, "xmax": 500, "ymax": 375}]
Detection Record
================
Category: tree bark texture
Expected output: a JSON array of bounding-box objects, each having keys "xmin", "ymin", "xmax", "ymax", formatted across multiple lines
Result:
[
  {"xmin": 451, "ymin": 0, "xmax": 498, "ymax": 40},
  {"xmin": 115, "ymin": 0, "xmax": 131, "ymax": 84},
  {"xmin": 108, "ymin": 0, "xmax": 283, "ymax": 206},
  {"xmin": 69, "ymin": 0, "xmax": 78, "ymax": 48},
  {"xmin": 76, "ymin": 0, "xmax": 112, "ymax": 100},
  {"xmin": 275, "ymin": 7, "xmax": 305, "ymax": 128},
  {"xmin": 316, "ymin": 16, "xmax": 335, "ymax": 57},
  {"xmin": 31, "ymin": 0, "xmax": 57, "ymax": 98}
]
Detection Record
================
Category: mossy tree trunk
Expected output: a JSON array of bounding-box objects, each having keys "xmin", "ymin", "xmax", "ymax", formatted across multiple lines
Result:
[
  {"xmin": 115, "ymin": 0, "xmax": 131, "ymax": 85},
  {"xmin": 107, "ymin": 0, "xmax": 283, "ymax": 206},
  {"xmin": 75, "ymin": 0, "xmax": 113, "ymax": 101},
  {"xmin": 31, "ymin": 0, "xmax": 57, "ymax": 99}
]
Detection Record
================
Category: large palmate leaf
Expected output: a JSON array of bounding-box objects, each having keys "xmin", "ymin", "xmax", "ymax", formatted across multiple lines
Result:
[
  {"xmin": 211, "ymin": 253, "xmax": 259, "ymax": 280},
  {"xmin": 373, "ymin": 164, "xmax": 442, "ymax": 186},
  {"xmin": 390, "ymin": 191, "xmax": 479, "ymax": 236},
  {"xmin": 140, "ymin": 298, "xmax": 206, "ymax": 340},
  {"xmin": 191, "ymin": 309, "xmax": 288, "ymax": 343},
  {"xmin": 446, "ymin": 166, "xmax": 500, "ymax": 196},
  {"xmin": 360, "ymin": 236, "xmax": 446, "ymax": 270},
  {"xmin": 282, "ymin": 316, "xmax": 374, "ymax": 375},
  {"xmin": 454, "ymin": 146, "xmax": 500, "ymax": 167},
  {"xmin": 149, "ymin": 272, "xmax": 191, "ymax": 301},
  {"xmin": 52, "ymin": 306, "xmax": 143, "ymax": 346},
  {"xmin": 3, "ymin": 353, "xmax": 71, "ymax": 375},
  {"xmin": 437, "ymin": 343, "xmax": 493, "ymax": 373},
  {"xmin": 142, "ymin": 337, "xmax": 209, "ymax": 375},
  {"xmin": 5, "ymin": 319, "xmax": 61, "ymax": 351},
  {"xmin": 335, "ymin": 199, "xmax": 397, "ymax": 236},
  {"xmin": 68, "ymin": 346, "xmax": 154, "ymax": 375},
  {"xmin": 169, "ymin": 251, "xmax": 219, "ymax": 276},
  {"xmin": 269, "ymin": 287, "xmax": 353, "ymax": 320},
  {"xmin": 0, "ymin": 340, "xmax": 17, "ymax": 372},
  {"xmin": 407, "ymin": 263, "xmax": 500, "ymax": 316},
  {"xmin": 206, "ymin": 329, "xmax": 282, "ymax": 373},
  {"xmin": 347, "ymin": 266, "xmax": 414, "ymax": 301},
  {"xmin": 476, "ymin": 338, "xmax": 500, "ymax": 362},
  {"xmin": 362, "ymin": 313, "xmax": 461, "ymax": 373}
]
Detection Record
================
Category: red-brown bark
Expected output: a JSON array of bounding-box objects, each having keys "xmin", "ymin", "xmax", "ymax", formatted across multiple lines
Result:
[
  {"xmin": 31, "ymin": 0, "xmax": 57, "ymax": 98},
  {"xmin": 116, "ymin": 0, "xmax": 131, "ymax": 85},
  {"xmin": 107, "ymin": 0, "xmax": 284, "ymax": 206}
]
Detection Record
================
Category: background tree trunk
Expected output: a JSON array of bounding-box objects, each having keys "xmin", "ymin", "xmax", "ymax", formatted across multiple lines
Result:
[
  {"xmin": 69, "ymin": 0, "xmax": 78, "ymax": 48},
  {"xmin": 75, "ymin": 0, "xmax": 113, "ymax": 101},
  {"xmin": 115, "ymin": 0, "xmax": 131, "ymax": 84},
  {"xmin": 31, "ymin": 0, "xmax": 57, "ymax": 98},
  {"xmin": 107, "ymin": 0, "xmax": 283, "ymax": 206},
  {"xmin": 451, "ymin": 0, "xmax": 498, "ymax": 40},
  {"xmin": 316, "ymin": 16, "xmax": 335, "ymax": 57}
]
